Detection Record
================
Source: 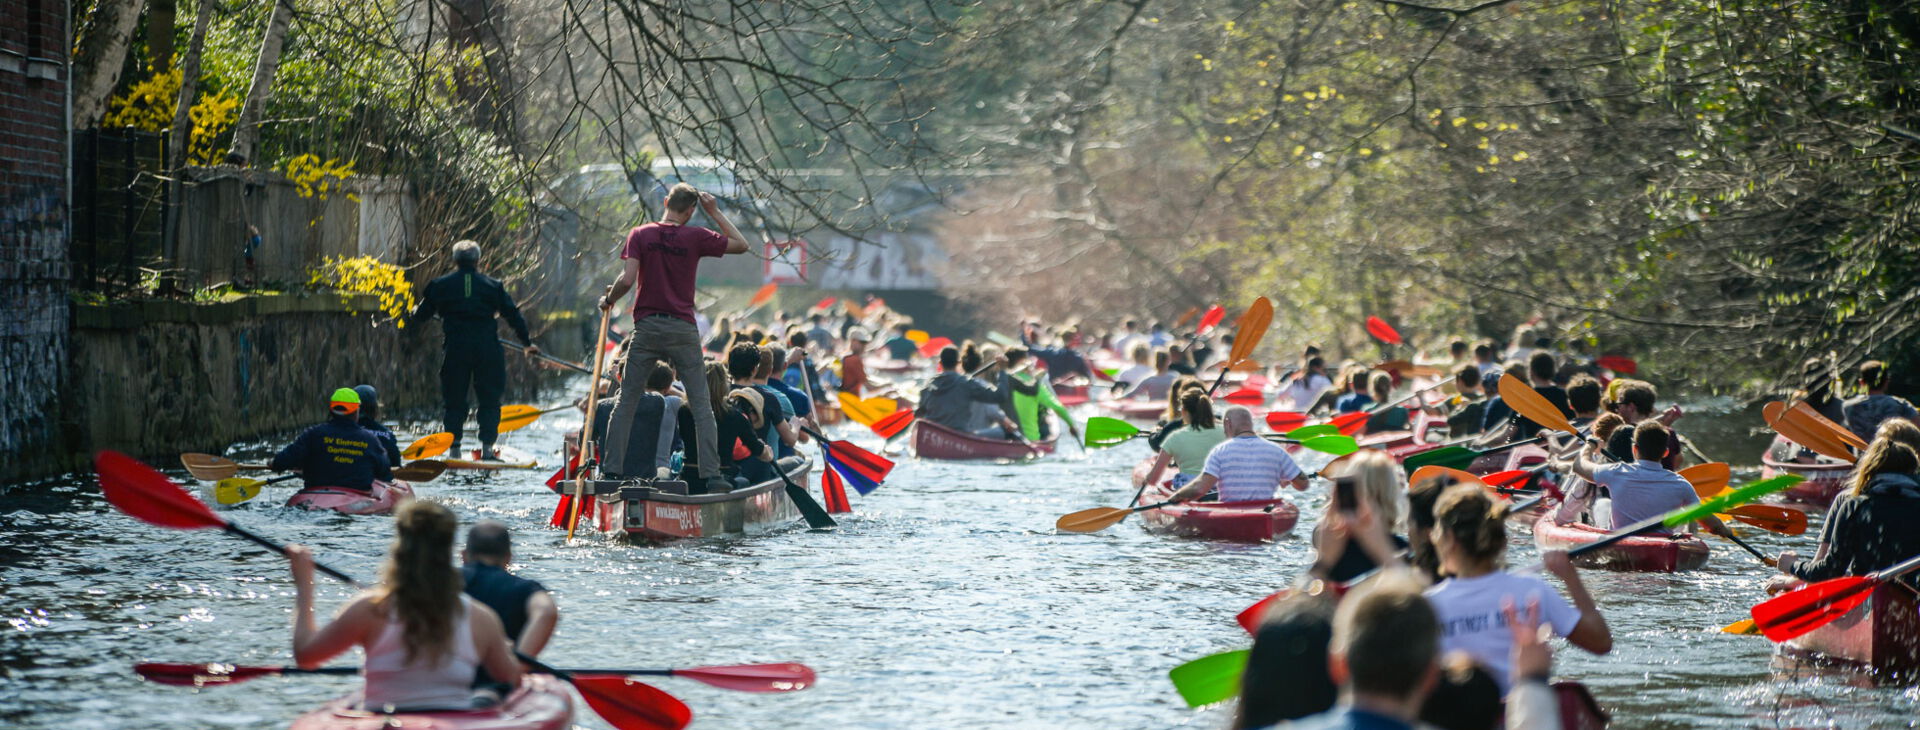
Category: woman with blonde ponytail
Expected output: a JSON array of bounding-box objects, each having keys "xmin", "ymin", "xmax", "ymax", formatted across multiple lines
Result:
[
  {"xmin": 287, "ymin": 501, "xmax": 522, "ymax": 710},
  {"xmin": 1423, "ymin": 484, "xmax": 1611, "ymax": 690}
]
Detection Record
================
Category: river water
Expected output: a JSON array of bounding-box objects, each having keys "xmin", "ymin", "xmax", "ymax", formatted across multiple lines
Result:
[{"xmin": 3, "ymin": 384, "xmax": 1916, "ymax": 728}]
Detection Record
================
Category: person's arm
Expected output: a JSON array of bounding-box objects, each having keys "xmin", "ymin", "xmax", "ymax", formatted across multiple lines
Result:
[
  {"xmin": 370, "ymin": 443, "xmax": 392, "ymax": 482},
  {"xmin": 774, "ymin": 419, "xmax": 799, "ymax": 448},
  {"xmin": 1541, "ymin": 550, "xmax": 1612, "ymax": 655},
  {"xmin": 289, "ymin": 545, "xmax": 370, "ymax": 668},
  {"xmin": 494, "ymin": 281, "xmax": 535, "ymax": 350},
  {"xmin": 468, "ymin": 603, "xmax": 523, "ymax": 687},
  {"xmin": 1167, "ymin": 472, "xmax": 1217, "ymax": 503},
  {"xmin": 271, "ymin": 429, "xmax": 310, "ymax": 472},
  {"xmin": 518, "ymin": 590, "xmax": 558, "ymax": 657},
  {"xmin": 407, "ymin": 279, "xmax": 437, "ymax": 326},
  {"xmin": 1141, "ymin": 450, "xmax": 1174, "ymax": 487},
  {"xmin": 1568, "ymin": 447, "xmax": 1602, "ymax": 482},
  {"xmin": 700, "ymin": 193, "xmax": 750, "ymax": 254},
  {"xmin": 1783, "ymin": 499, "xmax": 1856, "ymax": 581},
  {"xmin": 599, "ymin": 257, "xmax": 641, "ymax": 311}
]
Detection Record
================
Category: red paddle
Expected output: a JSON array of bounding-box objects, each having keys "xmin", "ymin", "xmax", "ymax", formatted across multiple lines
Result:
[
  {"xmin": 1196, "ymin": 305, "xmax": 1227, "ymax": 335},
  {"xmin": 1329, "ymin": 411, "xmax": 1369, "ymax": 436},
  {"xmin": 135, "ymin": 661, "xmax": 815, "ymax": 693},
  {"xmin": 95, "ymin": 451, "xmax": 696, "ymax": 730},
  {"xmin": 1595, "ymin": 355, "xmax": 1638, "ymax": 375},
  {"xmin": 1265, "ymin": 411, "xmax": 1308, "ymax": 432},
  {"xmin": 1365, "ymin": 316, "xmax": 1402, "ymax": 345},
  {"xmin": 1222, "ymin": 387, "xmax": 1265, "ymax": 406},
  {"xmin": 871, "ymin": 409, "xmax": 916, "ymax": 440},
  {"xmin": 1750, "ymin": 553, "xmax": 1920, "ymax": 642}
]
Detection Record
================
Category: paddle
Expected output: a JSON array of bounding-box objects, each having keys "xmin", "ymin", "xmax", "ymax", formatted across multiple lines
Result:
[
  {"xmin": 1205, "ymin": 298, "xmax": 1273, "ymax": 397},
  {"xmin": 1168, "ymin": 648, "xmax": 1250, "ymax": 707},
  {"xmin": 181, "ymin": 453, "xmax": 266, "ymax": 481},
  {"xmin": 499, "ymin": 339, "xmax": 592, "ymax": 374},
  {"xmin": 193, "ymin": 456, "xmax": 446, "ymax": 505},
  {"xmin": 1080, "ymin": 416, "xmax": 1356, "ymax": 455},
  {"xmin": 403, "ymin": 432, "xmax": 456, "ymax": 461},
  {"xmin": 1054, "ymin": 500, "xmax": 1176, "ymax": 534},
  {"xmin": 391, "ymin": 459, "xmax": 449, "ymax": 483},
  {"xmin": 1497, "ymin": 373, "xmax": 1580, "ymax": 438},
  {"xmin": 799, "ymin": 424, "xmax": 895, "ymax": 496},
  {"xmin": 1265, "ymin": 411, "xmax": 1308, "ymax": 432},
  {"xmin": 214, "ymin": 473, "xmax": 296, "ymax": 505},
  {"xmin": 1750, "ymin": 552, "xmax": 1920, "ymax": 642},
  {"xmin": 498, "ymin": 404, "xmax": 572, "ymax": 435},
  {"xmin": 1765, "ymin": 400, "xmax": 1866, "ymax": 461},
  {"xmin": 747, "ymin": 282, "xmax": 778, "ymax": 310},
  {"xmin": 566, "ymin": 309, "xmax": 614, "ymax": 541},
  {"xmin": 836, "ymin": 392, "xmax": 897, "ymax": 427},
  {"xmin": 135, "ymin": 661, "xmax": 815, "ymax": 693},
  {"xmin": 1399, "ymin": 436, "xmax": 1545, "ymax": 474},
  {"xmin": 1364, "ymin": 316, "xmax": 1402, "ymax": 346},
  {"xmin": 95, "ymin": 451, "xmax": 696, "ymax": 730},
  {"xmin": 1327, "ymin": 411, "xmax": 1369, "ymax": 436},
  {"xmin": 772, "ymin": 459, "xmax": 837, "ymax": 530},
  {"xmin": 1595, "ymin": 355, "xmax": 1638, "ymax": 375},
  {"xmin": 1221, "ymin": 387, "xmax": 1265, "ymax": 406}
]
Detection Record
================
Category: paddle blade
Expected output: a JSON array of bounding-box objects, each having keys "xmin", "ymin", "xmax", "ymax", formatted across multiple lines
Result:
[
  {"xmin": 1299, "ymin": 435, "xmax": 1360, "ymax": 456},
  {"xmin": 1055, "ymin": 507, "xmax": 1133, "ymax": 533},
  {"xmin": 573, "ymin": 675, "xmax": 693, "ymax": 730},
  {"xmin": 1329, "ymin": 411, "xmax": 1368, "ymax": 436},
  {"xmin": 96, "ymin": 451, "xmax": 227, "ymax": 530},
  {"xmin": 180, "ymin": 453, "xmax": 239, "ymax": 481},
  {"xmin": 1283, "ymin": 424, "xmax": 1339, "ymax": 440},
  {"xmin": 1498, "ymin": 373, "xmax": 1577, "ymax": 436},
  {"xmin": 392, "ymin": 459, "xmax": 448, "ymax": 482},
  {"xmin": 917, "ymin": 336, "xmax": 953, "ymax": 359},
  {"xmin": 842, "ymin": 300, "xmax": 866, "ymax": 319},
  {"xmin": 811, "ymin": 296, "xmax": 837, "ymax": 311},
  {"xmin": 1720, "ymin": 618, "xmax": 1761, "ymax": 635},
  {"xmin": 1595, "ymin": 355, "xmax": 1638, "ymax": 375},
  {"xmin": 1266, "ymin": 411, "xmax": 1307, "ymax": 432},
  {"xmin": 1222, "ymin": 387, "xmax": 1264, "ymax": 405},
  {"xmin": 1401, "ymin": 446, "xmax": 1479, "ymax": 473},
  {"xmin": 497, "ymin": 404, "xmax": 543, "ymax": 434},
  {"xmin": 826, "ymin": 440, "xmax": 895, "ymax": 483},
  {"xmin": 1725, "ymin": 504, "xmax": 1808, "ymax": 535},
  {"xmin": 213, "ymin": 477, "xmax": 265, "ymax": 506},
  {"xmin": 134, "ymin": 662, "xmax": 285, "ymax": 687},
  {"xmin": 1763, "ymin": 401, "xmax": 1856, "ymax": 463},
  {"xmin": 871, "ymin": 409, "xmax": 915, "ymax": 439},
  {"xmin": 1196, "ymin": 305, "xmax": 1227, "ymax": 335},
  {"xmin": 1483, "ymin": 469, "xmax": 1532, "ymax": 488},
  {"xmin": 837, "ymin": 392, "xmax": 896, "ymax": 426},
  {"xmin": 1236, "ymin": 590, "xmax": 1288, "ymax": 634},
  {"xmin": 1679, "ymin": 462, "xmax": 1732, "ymax": 498},
  {"xmin": 1365, "ymin": 316, "xmax": 1402, "ymax": 345},
  {"xmin": 1788, "ymin": 401, "xmax": 1868, "ymax": 450},
  {"xmin": 748, "ymin": 282, "xmax": 778, "ymax": 308},
  {"xmin": 1169, "ymin": 649, "xmax": 1249, "ymax": 708},
  {"xmin": 1227, "ymin": 298, "xmax": 1274, "ymax": 365},
  {"xmin": 673, "ymin": 663, "xmax": 816, "ymax": 693},
  {"xmin": 1751, "ymin": 575, "xmax": 1877, "ymax": 642},
  {"xmin": 1084, "ymin": 416, "xmax": 1143, "ymax": 447},
  {"xmin": 403, "ymin": 432, "xmax": 455, "ymax": 461},
  {"xmin": 904, "ymin": 329, "xmax": 930, "ymax": 345},
  {"xmin": 1408, "ymin": 465, "xmax": 1488, "ymax": 491}
]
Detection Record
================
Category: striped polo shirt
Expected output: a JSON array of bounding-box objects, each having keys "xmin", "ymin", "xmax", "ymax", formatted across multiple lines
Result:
[{"xmin": 1202, "ymin": 434, "xmax": 1304, "ymax": 502}]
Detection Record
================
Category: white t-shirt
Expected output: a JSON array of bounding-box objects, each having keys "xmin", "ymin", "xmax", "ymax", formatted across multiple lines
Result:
[
  {"xmin": 1424, "ymin": 572, "xmax": 1582, "ymax": 691},
  {"xmin": 1114, "ymin": 364, "xmax": 1155, "ymax": 391},
  {"xmin": 1282, "ymin": 372, "xmax": 1333, "ymax": 411}
]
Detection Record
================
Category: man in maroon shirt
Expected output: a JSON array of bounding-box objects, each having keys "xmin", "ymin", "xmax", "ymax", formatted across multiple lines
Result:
[{"xmin": 598, "ymin": 183, "xmax": 748, "ymax": 489}]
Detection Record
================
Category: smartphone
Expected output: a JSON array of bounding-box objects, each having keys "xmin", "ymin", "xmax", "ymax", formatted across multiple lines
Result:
[{"xmin": 1333, "ymin": 476, "xmax": 1358, "ymax": 515}]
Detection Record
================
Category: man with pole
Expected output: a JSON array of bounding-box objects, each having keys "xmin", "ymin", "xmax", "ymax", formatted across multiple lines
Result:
[{"xmin": 597, "ymin": 184, "xmax": 748, "ymax": 490}]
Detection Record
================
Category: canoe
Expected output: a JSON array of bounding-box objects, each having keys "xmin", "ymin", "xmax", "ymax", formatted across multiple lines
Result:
[
  {"xmin": 444, "ymin": 445, "xmax": 542, "ymax": 471},
  {"xmin": 1138, "ymin": 480, "xmax": 1300, "ymax": 543},
  {"xmin": 1099, "ymin": 399, "xmax": 1166, "ymax": 422},
  {"xmin": 911, "ymin": 419, "xmax": 1057, "ymax": 461},
  {"xmin": 1779, "ymin": 584, "xmax": 1920, "ymax": 681},
  {"xmin": 1054, "ymin": 381, "xmax": 1092, "ymax": 407},
  {"xmin": 287, "ymin": 480, "xmax": 414, "ymax": 516},
  {"xmin": 1760, "ymin": 435, "xmax": 1852, "ymax": 507},
  {"xmin": 290, "ymin": 673, "xmax": 573, "ymax": 729},
  {"xmin": 1532, "ymin": 513, "xmax": 1709, "ymax": 572},
  {"xmin": 584, "ymin": 457, "xmax": 811, "ymax": 542}
]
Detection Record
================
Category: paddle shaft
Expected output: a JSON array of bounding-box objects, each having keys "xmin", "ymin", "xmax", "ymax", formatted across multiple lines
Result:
[
  {"xmin": 772, "ymin": 460, "xmax": 837, "ymax": 529},
  {"xmin": 567, "ymin": 311, "xmax": 613, "ymax": 540},
  {"xmin": 154, "ymin": 664, "xmax": 747, "ymax": 678},
  {"xmin": 498, "ymin": 338, "xmax": 592, "ymax": 374},
  {"xmin": 1371, "ymin": 379, "xmax": 1448, "ymax": 413},
  {"xmin": 1718, "ymin": 530, "xmax": 1777, "ymax": 566}
]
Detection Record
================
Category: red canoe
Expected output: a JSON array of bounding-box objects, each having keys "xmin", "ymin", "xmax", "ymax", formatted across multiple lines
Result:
[
  {"xmin": 1760, "ymin": 435, "xmax": 1852, "ymax": 507},
  {"xmin": 1138, "ymin": 481, "xmax": 1300, "ymax": 543},
  {"xmin": 291, "ymin": 674, "xmax": 573, "ymax": 729},
  {"xmin": 1780, "ymin": 583, "xmax": 1920, "ymax": 681},
  {"xmin": 1099, "ymin": 399, "xmax": 1166, "ymax": 422},
  {"xmin": 1532, "ymin": 513, "xmax": 1709, "ymax": 572},
  {"xmin": 912, "ymin": 419, "xmax": 1057, "ymax": 461},
  {"xmin": 286, "ymin": 480, "xmax": 414, "ymax": 516}
]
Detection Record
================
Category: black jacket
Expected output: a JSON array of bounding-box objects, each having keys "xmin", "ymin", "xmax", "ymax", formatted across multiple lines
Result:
[
  {"xmin": 920, "ymin": 372, "xmax": 1003, "ymax": 430},
  {"xmin": 1790, "ymin": 472, "xmax": 1920, "ymax": 589},
  {"xmin": 410, "ymin": 267, "xmax": 531, "ymax": 347}
]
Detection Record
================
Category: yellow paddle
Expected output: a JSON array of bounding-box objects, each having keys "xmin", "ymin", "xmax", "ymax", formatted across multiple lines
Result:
[
  {"xmin": 403, "ymin": 432, "xmax": 455, "ymax": 460},
  {"xmin": 836, "ymin": 392, "xmax": 898, "ymax": 426},
  {"xmin": 497, "ymin": 404, "xmax": 571, "ymax": 435}
]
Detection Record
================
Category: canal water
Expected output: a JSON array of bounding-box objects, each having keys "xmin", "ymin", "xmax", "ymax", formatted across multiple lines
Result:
[{"xmin": 2, "ymin": 384, "xmax": 1915, "ymax": 728}]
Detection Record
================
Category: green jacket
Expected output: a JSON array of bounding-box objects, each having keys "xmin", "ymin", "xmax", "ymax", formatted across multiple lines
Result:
[{"xmin": 1003, "ymin": 371, "xmax": 1074, "ymax": 441}]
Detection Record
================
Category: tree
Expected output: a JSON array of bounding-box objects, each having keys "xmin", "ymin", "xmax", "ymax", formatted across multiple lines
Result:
[
  {"xmin": 71, "ymin": 0, "xmax": 149, "ymax": 128},
  {"xmin": 226, "ymin": 0, "xmax": 295, "ymax": 164}
]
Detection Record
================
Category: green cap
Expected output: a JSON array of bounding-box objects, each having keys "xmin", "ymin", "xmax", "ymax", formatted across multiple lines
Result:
[{"xmin": 328, "ymin": 387, "xmax": 362, "ymax": 414}]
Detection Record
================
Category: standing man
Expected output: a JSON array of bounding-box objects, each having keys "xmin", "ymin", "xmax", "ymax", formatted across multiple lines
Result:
[
  {"xmin": 410, "ymin": 240, "xmax": 536, "ymax": 461},
  {"xmin": 598, "ymin": 184, "xmax": 748, "ymax": 493}
]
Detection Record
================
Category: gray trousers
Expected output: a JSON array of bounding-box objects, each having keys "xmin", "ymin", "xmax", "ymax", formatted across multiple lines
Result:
[{"xmin": 602, "ymin": 315, "xmax": 720, "ymax": 479}]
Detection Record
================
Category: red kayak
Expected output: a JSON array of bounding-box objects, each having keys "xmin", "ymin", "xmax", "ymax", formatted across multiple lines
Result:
[
  {"xmin": 1779, "ymin": 583, "xmax": 1920, "ymax": 681},
  {"xmin": 912, "ymin": 419, "xmax": 1056, "ymax": 461},
  {"xmin": 291, "ymin": 673, "xmax": 573, "ymax": 729},
  {"xmin": 1099, "ymin": 399, "xmax": 1165, "ymax": 422},
  {"xmin": 1532, "ymin": 513, "xmax": 1709, "ymax": 572},
  {"xmin": 286, "ymin": 480, "xmax": 414, "ymax": 516},
  {"xmin": 1138, "ymin": 481, "xmax": 1299, "ymax": 543},
  {"xmin": 1760, "ymin": 435, "xmax": 1852, "ymax": 507}
]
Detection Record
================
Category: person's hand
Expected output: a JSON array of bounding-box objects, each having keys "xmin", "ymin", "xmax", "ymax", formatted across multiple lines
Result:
[
  {"xmin": 786, "ymin": 349, "xmax": 806, "ymax": 366},
  {"xmin": 1660, "ymin": 404, "xmax": 1684, "ymax": 425},
  {"xmin": 288, "ymin": 544, "xmax": 315, "ymax": 586},
  {"xmin": 1504, "ymin": 596, "xmax": 1553, "ymax": 685},
  {"xmin": 1541, "ymin": 549, "xmax": 1576, "ymax": 581},
  {"xmin": 1776, "ymin": 549, "xmax": 1799, "ymax": 574},
  {"xmin": 698, "ymin": 191, "xmax": 719, "ymax": 213},
  {"xmin": 598, "ymin": 286, "xmax": 616, "ymax": 312},
  {"xmin": 524, "ymin": 345, "xmax": 541, "ymax": 357}
]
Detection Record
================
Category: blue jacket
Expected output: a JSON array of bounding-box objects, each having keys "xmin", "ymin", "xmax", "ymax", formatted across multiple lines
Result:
[{"xmin": 272, "ymin": 415, "xmax": 394, "ymax": 491}]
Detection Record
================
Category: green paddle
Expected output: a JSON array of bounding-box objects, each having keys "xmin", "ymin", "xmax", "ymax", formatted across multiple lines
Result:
[
  {"xmin": 1399, "ymin": 436, "xmax": 1545, "ymax": 473},
  {"xmin": 1169, "ymin": 649, "xmax": 1250, "ymax": 707},
  {"xmin": 1083, "ymin": 416, "xmax": 1356, "ymax": 455},
  {"xmin": 1282, "ymin": 424, "xmax": 1341, "ymax": 440}
]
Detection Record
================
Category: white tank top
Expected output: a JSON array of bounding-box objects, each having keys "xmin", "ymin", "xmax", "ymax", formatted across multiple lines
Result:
[{"xmin": 362, "ymin": 594, "xmax": 481, "ymax": 711}]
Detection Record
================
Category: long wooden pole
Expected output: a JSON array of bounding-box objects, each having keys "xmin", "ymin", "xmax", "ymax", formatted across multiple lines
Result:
[{"xmin": 566, "ymin": 310, "xmax": 612, "ymax": 541}]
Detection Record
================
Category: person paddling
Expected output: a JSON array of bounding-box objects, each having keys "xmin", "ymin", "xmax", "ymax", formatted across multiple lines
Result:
[
  {"xmin": 1769, "ymin": 420, "xmax": 1920, "ymax": 593},
  {"xmin": 1842, "ymin": 360, "xmax": 1920, "ymax": 443},
  {"xmin": 353, "ymin": 384, "xmax": 403, "ymax": 468},
  {"xmin": 1165, "ymin": 406, "xmax": 1308, "ymax": 503},
  {"xmin": 408, "ymin": 240, "xmax": 537, "ymax": 461},
  {"xmin": 461, "ymin": 520, "xmax": 558, "ymax": 705},
  {"xmin": 921, "ymin": 346, "xmax": 1020, "ymax": 438},
  {"xmin": 1564, "ymin": 420, "xmax": 1734, "ymax": 538},
  {"xmin": 271, "ymin": 388, "xmax": 393, "ymax": 493},
  {"xmin": 286, "ymin": 501, "xmax": 522, "ymax": 711}
]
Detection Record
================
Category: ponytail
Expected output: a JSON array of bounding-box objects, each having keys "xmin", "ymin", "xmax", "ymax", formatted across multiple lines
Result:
[
  {"xmin": 1183, "ymin": 389, "xmax": 1217, "ymax": 430},
  {"xmin": 1433, "ymin": 484, "xmax": 1507, "ymax": 567}
]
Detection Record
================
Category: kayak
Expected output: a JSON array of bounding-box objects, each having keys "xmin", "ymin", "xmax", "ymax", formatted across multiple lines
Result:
[
  {"xmin": 912, "ymin": 419, "xmax": 1057, "ymax": 461},
  {"xmin": 1054, "ymin": 381, "xmax": 1092, "ymax": 407},
  {"xmin": 286, "ymin": 480, "xmax": 414, "ymax": 516},
  {"xmin": 1779, "ymin": 583, "xmax": 1920, "ymax": 681},
  {"xmin": 1099, "ymin": 399, "xmax": 1166, "ymax": 422},
  {"xmin": 1760, "ymin": 435, "xmax": 1851, "ymax": 507},
  {"xmin": 584, "ymin": 457, "xmax": 812, "ymax": 542},
  {"xmin": 1138, "ymin": 480, "xmax": 1299, "ymax": 543},
  {"xmin": 1532, "ymin": 513, "xmax": 1709, "ymax": 572},
  {"xmin": 444, "ymin": 445, "xmax": 541, "ymax": 471},
  {"xmin": 290, "ymin": 673, "xmax": 573, "ymax": 729}
]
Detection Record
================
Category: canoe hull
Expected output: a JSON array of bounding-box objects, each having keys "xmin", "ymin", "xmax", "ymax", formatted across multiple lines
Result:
[
  {"xmin": 1781, "ymin": 585, "xmax": 1920, "ymax": 682},
  {"xmin": 1760, "ymin": 436, "xmax": 1851, "ymax": 506},
  {"xmin": 286, "ymin": 480, "xmax": 414, "ymax": 516},
  {"xmin": 912, "ymin": 419, "xmax": 1056, "ymax": 461},
  {"xmin": 1140, "ymin": 482, "xmax": 1299, "ymax": 543},
  {"xmin": 291, "ymin": 674, "xmax": 573, "ymax": 730},
  {"xmin": 1099, "ymin": 399, "xmax": 1165, "ymax": 422},
  {"xmin": 587, "ymin": 459, "xmax": 809, "ymax": 543},
  {"xmin": 1532, "ymin": 513, "xmax": 1709, "ymax": 572}
]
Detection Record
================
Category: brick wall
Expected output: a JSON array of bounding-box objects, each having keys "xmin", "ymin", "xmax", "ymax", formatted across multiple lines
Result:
[{"xmin": 1, "ymin": 0, "xmax": 70, "ymax": 481}]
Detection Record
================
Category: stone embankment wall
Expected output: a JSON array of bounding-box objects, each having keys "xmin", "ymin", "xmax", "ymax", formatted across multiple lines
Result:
[{"xmin": 65, "ymin": 294, "xmax": 584, "ymax": 472}]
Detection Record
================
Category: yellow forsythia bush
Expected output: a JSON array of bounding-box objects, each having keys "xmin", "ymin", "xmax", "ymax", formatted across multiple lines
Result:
[
  {"xmin": 282, "ymin": 154, "xmax": 359, "ymax": 201},
  {"xmin": 103, "ymin": 68, "xmax": 240, "ymax": 165},
  {"xmin": 308, "ymin": 255, "xmax": 416, "ymax": 326}
]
